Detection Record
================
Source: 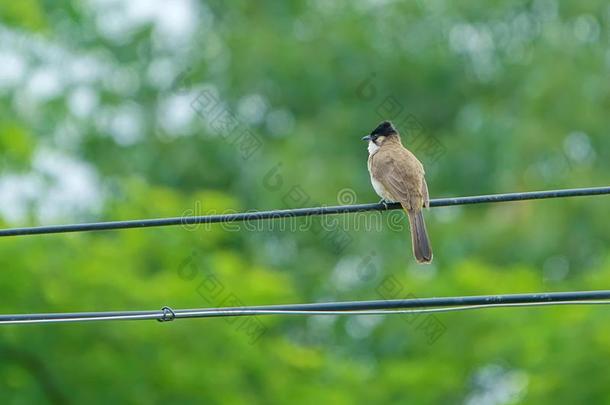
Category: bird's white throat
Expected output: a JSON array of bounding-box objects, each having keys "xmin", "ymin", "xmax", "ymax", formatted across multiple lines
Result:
[{"xmin": 367, "ymin": 141, "xmax": 380, "ymax": 155}]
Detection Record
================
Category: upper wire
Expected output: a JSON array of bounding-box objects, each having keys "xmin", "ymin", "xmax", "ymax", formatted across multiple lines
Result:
[{"xmin": 0, "ymin": 186, "xmax": 609, "ymax": 237}]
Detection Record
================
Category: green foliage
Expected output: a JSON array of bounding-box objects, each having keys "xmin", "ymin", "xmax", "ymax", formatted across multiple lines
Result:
[{"xmin": 0, "ymin": 0, "xmax": 609, "ymax": 403}]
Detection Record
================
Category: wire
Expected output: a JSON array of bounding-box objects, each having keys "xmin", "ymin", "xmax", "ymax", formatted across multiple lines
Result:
[
  {"xmin": 0, "ymin": 186, "xmax": 608, "ymax": 237},
  {"xmin": 2, "ymin": 290, "xmax": 609, "ymax": 325}
]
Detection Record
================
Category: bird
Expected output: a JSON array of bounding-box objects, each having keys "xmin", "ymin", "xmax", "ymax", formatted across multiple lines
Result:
[{"xmin": 362, "ymin": 120, "xmax": 433, "ymax": 264}]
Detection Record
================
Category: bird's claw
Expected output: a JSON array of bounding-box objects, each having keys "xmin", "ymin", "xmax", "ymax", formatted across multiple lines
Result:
[{"xmin": 378, "ymin": 199, "xmax": 390, "ymax": 210}]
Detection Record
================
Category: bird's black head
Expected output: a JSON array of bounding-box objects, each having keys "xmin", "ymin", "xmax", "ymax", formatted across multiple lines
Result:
[
  {"xmin": 372, "ymin": 121, "xmax": 397, "ymax": 136},
  {"xmin": 362, "ymin": 121, "xmax": 398, "ymax": 142}
]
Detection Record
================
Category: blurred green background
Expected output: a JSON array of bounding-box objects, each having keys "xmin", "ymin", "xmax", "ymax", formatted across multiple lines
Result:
[{"xmin": 1, "ymin": 0, "xmax": 609, "ymax": 403}]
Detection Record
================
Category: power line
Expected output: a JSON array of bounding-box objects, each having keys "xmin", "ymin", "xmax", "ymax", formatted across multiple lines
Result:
[
  {"xmin": 2, "ymin": 290, "xmax": 609, "ymax": 325},
  {"xmin": 0, "ymin": 186, "xmax": 608, "ymax": 237}
]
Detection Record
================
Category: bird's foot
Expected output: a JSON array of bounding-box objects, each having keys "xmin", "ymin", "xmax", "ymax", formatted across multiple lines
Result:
[{"xmin": 378, "ymin": 199, "xmax": 390, "ymax": 210}]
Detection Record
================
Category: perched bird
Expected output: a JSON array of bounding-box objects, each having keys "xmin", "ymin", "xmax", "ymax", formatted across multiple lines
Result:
[{"xmin": 362, "ymin": 121, "xmax": 433, "ymax": 264}]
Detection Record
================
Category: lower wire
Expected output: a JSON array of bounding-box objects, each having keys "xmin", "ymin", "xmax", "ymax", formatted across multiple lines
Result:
[
  {"xmin": 2, "ymin": 300, "xmax": 610, "ymax": 325},
  {"xmin": 175, "ymin": 300, "xmax": 610, "ymax": 317}
]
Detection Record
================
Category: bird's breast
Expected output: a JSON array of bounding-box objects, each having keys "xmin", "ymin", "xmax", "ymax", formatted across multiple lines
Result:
[{"xmin": 367, "ymin": 155, "xmax": 395, "ymax": 202}]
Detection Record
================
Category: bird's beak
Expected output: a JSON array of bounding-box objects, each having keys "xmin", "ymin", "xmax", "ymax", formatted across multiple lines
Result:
[{"xmin": 362, "ymin": 135, "xmax": 372, "ymax": 141}]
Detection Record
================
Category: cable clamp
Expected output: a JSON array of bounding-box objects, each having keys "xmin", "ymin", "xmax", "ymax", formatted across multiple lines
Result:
[{"xmin": 158, "ymin": 306, "xmax": 176, "ymax": 322}]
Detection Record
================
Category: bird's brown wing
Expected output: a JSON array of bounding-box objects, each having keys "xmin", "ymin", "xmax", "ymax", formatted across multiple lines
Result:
[
  {"xmin": 422, "ymin": 177, "xmax": 430, "ymax": 208},
  {"xmin": 371, "ymin": 149, "xmax": 425, "ymax": 210}
]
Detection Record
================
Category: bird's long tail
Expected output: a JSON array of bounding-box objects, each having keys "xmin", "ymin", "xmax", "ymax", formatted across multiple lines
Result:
[{"xmin": 406, "ymin": 209, "xmax": 433, "ymax": 264}]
